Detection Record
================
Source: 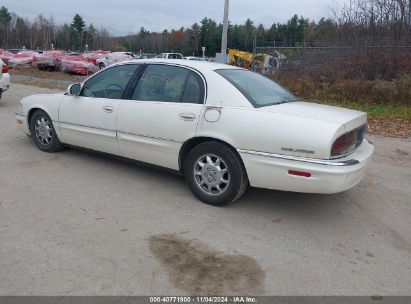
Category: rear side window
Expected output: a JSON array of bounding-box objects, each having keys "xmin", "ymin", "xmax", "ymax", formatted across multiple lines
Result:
[
  {"xmin": 169, "ymin": 54, "xmax": 182, "ymax": 59},
  {"xmin": 182, "ymin": 73, "xmax": 203, "ymax": 104},
  {"xmin": 132, "ymin": 65, "xmax": 204, "ymax": 104}
]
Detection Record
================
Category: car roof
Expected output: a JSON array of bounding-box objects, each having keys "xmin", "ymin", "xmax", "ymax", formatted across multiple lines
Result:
[{"xmin": 116, "ymin": 58, "xmax": 243, "ymax": 73}]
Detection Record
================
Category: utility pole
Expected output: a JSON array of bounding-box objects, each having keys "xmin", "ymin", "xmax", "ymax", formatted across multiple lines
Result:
[
  {"xmin": 221, "ymin": 0, "xmax": 229, "ymax": 54},
  {"xmin": 408, "ymin": 0, "xmax": 411, "ymax": 26}
]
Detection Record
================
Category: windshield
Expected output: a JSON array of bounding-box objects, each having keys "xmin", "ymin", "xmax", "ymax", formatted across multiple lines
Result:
[{"xmin": 216, "ymin": 69, "xmax": 297, "ymax": 107}]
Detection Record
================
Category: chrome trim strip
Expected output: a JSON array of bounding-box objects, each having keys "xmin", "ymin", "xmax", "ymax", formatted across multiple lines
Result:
[
  {"xmin": 237, "ymin": 149, "xmax": 359, "ymax": 166},
  {"xmin": 117, "ymin": 131, "xmax": 182, "ymax": 144},
  {"xmin": 56, "ymin": 121, "xmax": 181, "ymax": 143}
]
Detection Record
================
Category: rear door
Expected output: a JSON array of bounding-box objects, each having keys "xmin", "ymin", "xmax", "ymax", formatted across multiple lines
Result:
[
  {"xmin": 59, "ymin": 64, "xmax": 138, "ymax": 155},
  {"xmin": 117, "ymin": 64, "xmax": 205, "ymax": 170}
]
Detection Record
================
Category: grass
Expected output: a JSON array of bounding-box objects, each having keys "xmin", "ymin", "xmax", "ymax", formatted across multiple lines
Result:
[{"xmin": 315, "ymin": 100, "xmax": 411, "ymax": 122}]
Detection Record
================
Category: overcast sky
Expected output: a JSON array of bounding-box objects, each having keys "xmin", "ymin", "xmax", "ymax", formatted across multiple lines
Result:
[{"xmin": 2, "ymin": 0, "xmax": 345, "ymax": 36}]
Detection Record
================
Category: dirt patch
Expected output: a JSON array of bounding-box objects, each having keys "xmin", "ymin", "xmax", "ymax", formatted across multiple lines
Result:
[
  {"xmin": 10, "ymin": 67, "xmax": 86, "ymax": 82},
  {"xmin": 367, "ymin": 117, "xmax": 411, "ymax": 139},
  {"xmin": 149, "ymin": 233, "xmax": 265, "ymax": 295},
  {"xmin": 395, "ymin": 149, "xmax": 409, "ymax": 156}
]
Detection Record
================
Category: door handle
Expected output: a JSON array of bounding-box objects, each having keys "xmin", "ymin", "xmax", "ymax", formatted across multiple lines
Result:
[
  {"xmin": 103, "ymin": 106, "xmax": 114, "ymax": 113},
  {"xmin": 179, "ymin": 113, "xmax": 196, "ymax": 121}
]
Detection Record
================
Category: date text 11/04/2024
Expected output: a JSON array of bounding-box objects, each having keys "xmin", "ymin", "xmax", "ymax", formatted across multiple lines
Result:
[{"xmin": 149, "ymin": 296, "xmax": 257, "ymax": 303}]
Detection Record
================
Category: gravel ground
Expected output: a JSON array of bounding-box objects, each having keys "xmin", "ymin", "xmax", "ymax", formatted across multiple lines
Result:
[{"xmin": 0, "ymin": 84, "xmax": 410, "ymax": 296}]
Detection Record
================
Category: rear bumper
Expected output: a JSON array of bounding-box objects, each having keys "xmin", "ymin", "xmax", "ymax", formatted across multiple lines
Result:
[
  {"xmin": 0, "ymin": 73, "xmax": 11, "ymax": 92},
  {"xmin": 239, "ymin": 139, "xmax": 374, "ymax": 194}
]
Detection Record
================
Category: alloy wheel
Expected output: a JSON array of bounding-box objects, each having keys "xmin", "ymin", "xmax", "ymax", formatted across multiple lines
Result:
[
  {"xmin": 34, "ymin": 116, "xmax": 53, "ymax": 145},
  {"xmin": 193, "ymin": 154, "xmax": 230, "ymax": 195}
]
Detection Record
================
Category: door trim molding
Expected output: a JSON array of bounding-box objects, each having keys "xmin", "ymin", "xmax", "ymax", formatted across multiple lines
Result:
[{"xmin": 117, "ymin": 130, "xmax": 182, "ymax": 143}]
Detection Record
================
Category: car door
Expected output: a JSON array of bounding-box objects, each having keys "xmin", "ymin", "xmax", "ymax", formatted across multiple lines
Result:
[
  {"xmin": 59, "ymin": 64, "xmax": 138, "ymax": 155},
  {"xmin": 117, "ymin": 64, "xmax": 205, "ymax": 170}
]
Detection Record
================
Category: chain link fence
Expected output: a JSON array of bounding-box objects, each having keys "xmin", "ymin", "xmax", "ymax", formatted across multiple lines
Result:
[{"xmin": 257, "ymin": 42, "xmax": 411, "ymax": 80}]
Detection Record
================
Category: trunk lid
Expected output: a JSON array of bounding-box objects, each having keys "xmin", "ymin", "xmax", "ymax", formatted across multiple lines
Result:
[{"xmin": 260, "ymin": 101, "xmax": 367, "ymax": 133}]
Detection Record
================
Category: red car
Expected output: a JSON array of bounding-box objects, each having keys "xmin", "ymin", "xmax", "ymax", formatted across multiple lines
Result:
[
  {"xmin": 0, "ymin": 49, "xmax": 14, "ymax": 64},
  {"xmin": 8, "ymin": 51, "xmax": 39, "ymax": 68},
  {"xmin": 82, "ymin": 50, "xmax": 110, "ymax": 65},
  {"xmin": 61, "ymin": 55, "xmax": 96, "ymax": 75},
  {"xmin": 33, "ymin": 50, "xmax": 66, "ymax": 69}
]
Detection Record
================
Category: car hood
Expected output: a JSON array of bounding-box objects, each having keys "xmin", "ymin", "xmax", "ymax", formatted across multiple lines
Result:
[{"xmin": 260, "ymin": 101, "xmax": 367, "ymax": 132}]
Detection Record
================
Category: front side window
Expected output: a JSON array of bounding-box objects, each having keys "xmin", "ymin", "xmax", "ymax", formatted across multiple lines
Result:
[
  {"xmin": 216, "ymin": 69, "xmax": 297, "ymax": 107},
  {"xmin": 81, "ymin": 64, "xmax": 138, "ymax": 99},
  {"xmin": 132, "ymin": 65, "xmax": 193, "ymax": 103}
]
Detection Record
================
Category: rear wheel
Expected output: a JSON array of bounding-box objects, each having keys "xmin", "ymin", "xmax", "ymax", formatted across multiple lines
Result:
[
  {"xmin": 30, "ymin": 110, "xmax": 64, "ymax": 152},
  {"xmin": 184, "ymin": 141, "xmax": 248, "ymax": 206}
]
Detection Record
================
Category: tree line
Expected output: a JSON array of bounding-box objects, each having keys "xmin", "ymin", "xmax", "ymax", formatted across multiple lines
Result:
[
  {"xmin": 0, "ymin": 0, "xmax": 410, "ymax": 55},
  {"xmin": 0, "ymin": 7, "xmax": 110, "ymax": 51}
]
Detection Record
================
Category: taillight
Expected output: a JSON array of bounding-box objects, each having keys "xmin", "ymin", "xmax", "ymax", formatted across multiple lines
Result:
[
  {"xmin": 331, "ymin": 134, "xmax": 347, "ymax": 157},
  {"xmin": 345, "ymin": 129, "xmax": 358, "ymax": 152},
  {"xmin": 331, "ymin": 125, "xmax": 366, "ymax": 158},
  {"xmin": 2, "ymin": 64, "xmax": 8, "ymax": 73}
]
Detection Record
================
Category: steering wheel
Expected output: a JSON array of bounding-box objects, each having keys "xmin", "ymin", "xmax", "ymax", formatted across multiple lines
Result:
[
  {"xmin": 82, "ymin": 87, "xmax": 96, "ymax": 97},
  {"xmin": 105, "ymin": 84, "xmax": 123, "ymax": 99}
]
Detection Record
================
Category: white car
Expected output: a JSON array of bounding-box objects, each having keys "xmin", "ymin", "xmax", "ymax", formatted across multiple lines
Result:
[
  {"xmin": 96, "ymin": 52, "xmax": 135, "ymax": 69},
  {"xmin": 15, "ymin": 59, "xmax": 374, "ymax": 206},
  {"xmin": 184, "ymin": 56, "xmax": 207, "ymax": 61},
  {"xmin": 157, "ymin": 53, "xmax": 183, "ymax": 59},
  {"xmin": 0, "ymin": 58, "xmax": 11, "ymax": 100}
]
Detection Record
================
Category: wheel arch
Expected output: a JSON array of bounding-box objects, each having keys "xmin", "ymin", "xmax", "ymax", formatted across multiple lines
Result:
[
  {"xmin": 178, "ymin": 136, "xmax": 247, "ymax": 177},
  {"xmin": 27, "ymin": 107, "xmax": 47, "ymax": 127},
  {"xmin": 27, "ymin": 106, "xmax": 57, "ymax": 135}
]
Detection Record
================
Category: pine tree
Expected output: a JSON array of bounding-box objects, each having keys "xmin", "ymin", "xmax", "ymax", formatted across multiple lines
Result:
[
  {"xmin": 70, "ymin": 14, "xmax": 85, "ymax": 49},
  {"xmin": 0, "ymin": 6, "xmax": 12, "ymax": 46}
]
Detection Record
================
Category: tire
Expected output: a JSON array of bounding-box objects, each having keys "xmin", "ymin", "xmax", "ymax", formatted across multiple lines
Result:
[
  {"xmin": 99, "ymin": 63, "xmax": 105, "ymax": 70},
  {"xmin": 30, "ymin": 110, "xmax": 64, "ymax": 153},
  {"xmin": 184, "ymin": 141, "xmax": 248, "ymax": 206}
]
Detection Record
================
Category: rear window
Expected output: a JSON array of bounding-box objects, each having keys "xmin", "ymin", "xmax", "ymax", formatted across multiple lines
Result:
[
  {"xmin": 216, "ymin": 69, "xmax": 297, "ymax": 107},
  {"xmin": 169, "ymin": 54, "xmax": 183, "ymax": 59}
]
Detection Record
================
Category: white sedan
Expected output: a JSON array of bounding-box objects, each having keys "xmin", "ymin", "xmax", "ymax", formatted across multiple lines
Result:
[
  {"xmin": 0, "ymin": 58, "xmax": 11, "ymax": 100},
  {"xmin": 15, "ymin": 59, "xmax": 374, "ymax": 206}
]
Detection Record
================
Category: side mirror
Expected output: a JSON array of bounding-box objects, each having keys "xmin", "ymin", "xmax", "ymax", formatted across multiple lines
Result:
[{"xmin": 67, "ymin": 83, "xmax": 81, "ymax": 96}]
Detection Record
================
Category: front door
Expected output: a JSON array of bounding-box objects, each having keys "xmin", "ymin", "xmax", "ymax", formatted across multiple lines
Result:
[
  {"xmin": 117, "ymin": 64, "xmax": 205, "ymax": 170},
  {"xmin": 59, "ymin": 64, "xmax": 138, "ymax": 155}
]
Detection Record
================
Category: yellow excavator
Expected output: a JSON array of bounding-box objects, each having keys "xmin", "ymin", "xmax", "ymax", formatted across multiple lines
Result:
[{"xmin": 228, "ymin": 49, "xmax": 283, "ymax": 75}]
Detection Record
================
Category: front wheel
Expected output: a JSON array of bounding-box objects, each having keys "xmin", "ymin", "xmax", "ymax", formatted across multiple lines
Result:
[
  {"xmin": 30, "ymin": 110, "xmax": 64, "ymax": 152},
  {"xmin": 184, "ymin": 142, "xmax": 248, "ymax": 206}
]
